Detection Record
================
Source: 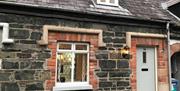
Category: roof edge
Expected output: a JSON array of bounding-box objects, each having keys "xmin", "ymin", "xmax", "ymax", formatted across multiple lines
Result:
[
  {"xmin": 0, "ymin": 1, "xmax": 170, "ymax": 26},
  {"xmin": 162, "ymin": 0, "xmax": 180, "ymax": 9}
]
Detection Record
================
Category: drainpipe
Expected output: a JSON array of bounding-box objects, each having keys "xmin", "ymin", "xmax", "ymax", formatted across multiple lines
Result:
[{"xmin": 167, "ymin": 22, "xmax": 171, "ymax": 91}]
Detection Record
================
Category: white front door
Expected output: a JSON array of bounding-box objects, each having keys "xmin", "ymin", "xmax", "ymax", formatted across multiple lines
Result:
[{"xmin": 137, "ymin": 47, "xmax": 156, "ymax": 91}]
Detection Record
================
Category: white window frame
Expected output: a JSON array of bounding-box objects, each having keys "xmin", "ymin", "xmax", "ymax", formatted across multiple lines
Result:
[
  {"xmin": 0, "ymin": 59, "xmax": 2, "ymax": 69},
  {"xmin": 97, "ymin": 0, "xmax": 119, "ymax": 6},
  {"xmin": 54, "ymin": 42, "xmax": 92, "ymax": 91},
  {"xmin": 167, "ymin": 10, "xmax": 180, "ymax": 21},
  {"xmin": 0, "ymin": 23, "xmax": 14, "ymax": 44}
]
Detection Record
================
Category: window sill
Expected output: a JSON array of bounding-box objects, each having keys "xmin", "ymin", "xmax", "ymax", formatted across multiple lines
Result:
[
  {"xmin": 53, "ymin": 82, "xmax": 92, "ymax": 91},
  {"xmin": 0, "ymin": 23, "xmax": 14, "ymax": 44},
  {"xmin": 2, "ymin": 39, "xmax": 14, "ymax": 44}
]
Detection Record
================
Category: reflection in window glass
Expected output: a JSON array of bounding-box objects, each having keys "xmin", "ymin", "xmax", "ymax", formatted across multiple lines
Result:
[
  {"xmin": 57, "ymin": 53, "xmax": 72, "ymax": 82},
  {"xmin": 74, "ymin": 53, "xmax": 87, "ymax": 82},
  {"xmin": 59, "ymin": 43, "xmax": 71, "ymax": 50},
  {"xmin": 75, "ymin": 44, "xmax": 87, "ymax": 50}
]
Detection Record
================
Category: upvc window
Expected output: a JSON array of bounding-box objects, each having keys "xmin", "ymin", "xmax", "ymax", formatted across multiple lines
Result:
[
  {"xmin": 97, "ymin": 0, "xmax": 119, "ymax": 6},
  {"xmin": 0, "ymin": 27, "xmax": 2, "ymax": 48},
  {"xmin": 54, "ymin": 42, "xmax": 91, "ymax": 90}
]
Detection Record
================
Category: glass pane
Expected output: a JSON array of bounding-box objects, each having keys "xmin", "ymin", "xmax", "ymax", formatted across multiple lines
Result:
[
  {"xmin": 100, "ymin": 0, "xmax": 106, "ymax": 2},
  {"xmin": 57, "ymin": 53, "xmax": 72, "ymax": 82},
  {"xmin": 75, "ymin": 44, "xmax": 87, "ymax": 50},
  {"xmin": 0, "ymin": 27, "xmax": 2, "ymax": 48},
  {"xmin": 59, "ymin": 43, "xmax": 71, "ymax": 50},
  {"xmin": 143, "ymin": 48, "xmax": 146, "ymax": 63},
  {"xmin": 74, "ymin": 53, "xmax": 87, "ymax": 82},
  {"xmin": 143, "ymin": 52, "xmax": 146, "ymax": 63},
  {"xmin": 109, "ymin": 0, "xmax": 115, "ymax": 3}
]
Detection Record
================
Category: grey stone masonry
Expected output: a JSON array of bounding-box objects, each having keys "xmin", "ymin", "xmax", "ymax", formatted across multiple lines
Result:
[
  {"xmin": 0, "ymin": 13, "xmax": 52, "ymax": 91},
  {"xmin": 0, "ymin": 12, "xmax": 166, "ymax": 91}
]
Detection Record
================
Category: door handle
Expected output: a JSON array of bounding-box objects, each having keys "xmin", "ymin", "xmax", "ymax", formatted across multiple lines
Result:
[{"xmin": 141, "ymin": 68, "xmax": 148, "ymax": 71}]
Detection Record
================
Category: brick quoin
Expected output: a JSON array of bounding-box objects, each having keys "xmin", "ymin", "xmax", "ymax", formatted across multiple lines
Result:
[
  {"xmin": 46, "ymin": 31, "xmax": 98, "ymax": 91},
  {"xmin": 130, "ymin": 37, "xmax": 168, "ymax": 91}
]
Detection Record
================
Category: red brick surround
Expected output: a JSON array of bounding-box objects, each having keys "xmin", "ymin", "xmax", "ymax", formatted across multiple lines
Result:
[
  {"xmin": 130, "ymin": 37, "xmax": 169, "ymax": 91},
  {"xmin": 46, "ymin": 31, "xmax": 99, "ymax": 90}
]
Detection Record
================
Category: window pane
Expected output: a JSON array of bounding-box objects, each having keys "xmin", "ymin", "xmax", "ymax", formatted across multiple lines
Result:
[
  {"xmin": 74, "ymin": 53, "xmax": 87, "ymax": 82},
  {"xmin": 143, "ymin": 48, "xmax": 146, "ymax": 63},
  {"xmin": 109, "ymin": 0, "xmax": 115, "ymax": 3},
  {"xmin": 57, "ymin": 53, "xmax": 72, "ymax": 82},
  {"xmin": 0, "ymin": 27, "xmax": 2, "ymax": 48},
  {"xmin": 59, "ymin": 43, "xmax": 71, "ymax": 50},
  {"xmin": 75, "ymin": 44, "xmax": 87, "ymax": 50},
  {"xmin": 100, "ymin": 0, "xmax": 106, "ymax": 2}
]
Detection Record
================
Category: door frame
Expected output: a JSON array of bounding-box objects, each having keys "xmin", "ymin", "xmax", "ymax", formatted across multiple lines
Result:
[
  {"xmin": 155, "ymin": 47, "xmax": 158, "ymax": 91},
  {"xmin": 136, "ymin": 46, "xmax": 158, "ymax": 91}
]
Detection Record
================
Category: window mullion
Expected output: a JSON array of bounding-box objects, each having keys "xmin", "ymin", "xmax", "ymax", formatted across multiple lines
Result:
[
  {"xmin": 71, "ymin": 44, "xmax": 75, "ymax": 82},
  {"xmin": 87, "ymin": 45, "xmax": 90, "ymax": 82}
]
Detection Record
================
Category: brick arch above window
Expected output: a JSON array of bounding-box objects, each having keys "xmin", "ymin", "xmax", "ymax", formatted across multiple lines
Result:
[
  {"xmin": 38, "ymin": 25, "xmax": 105, "ymax": 47},
  {"xmin": 171, "ymin": 43, "xmax": 180, "ymax": 56}
]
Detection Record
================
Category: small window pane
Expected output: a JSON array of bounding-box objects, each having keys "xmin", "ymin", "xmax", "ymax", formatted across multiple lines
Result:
[
  {"xmin": 57, "ymin": 53, "xmax": 72, "ymax": 82},
  {"xmin": 75, "ymin": 44, "xmax": 87, "ymax": 50},
  {"xmin": 143, "ymin": 52, "xmax": 146, "ymax": 63},
  {"xmin": 74, "ymin": 53, "xmax": 87, "ymax": 82},
  {"xmin": 100, "ymin": 0, "xmax": 106, "ymax": 2},
  {"xmin": 0, "ymin": 27, "xmax": 2, "ymax": 48},
  {"xmin": 143, "ymin": 49, "xmax": 146, "ymax": 63},
  {"xmin": 59, "ymin": 43, "xmax": 71, "ymax": 50},
  {"xmin": 109, "ymin": 0, "xmax": 115, "ymax": 3}
]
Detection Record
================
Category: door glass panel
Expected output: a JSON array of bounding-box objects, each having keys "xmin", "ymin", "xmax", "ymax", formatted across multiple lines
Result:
[
  {"xmin": 143, "ymin": 52, "xmax": 146, "ymax": 63},
  {"xmin": 57, "ymin": 53, "xmax": 72, "ymax": 82},
  {"xmin": 75, "ymin": 44, "xmax": 87, "ymax": 50},
  {"xmin": 143, "ymin": 48, "xmax": 146, "ymax": 63},
  {"xmin": 74, "ymin": 53, "xmax": 87, "ymax": 82}
]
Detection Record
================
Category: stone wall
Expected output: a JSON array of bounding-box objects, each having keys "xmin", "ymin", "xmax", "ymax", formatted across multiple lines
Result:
[
  {"xmin": 0, "ymin": 13, "xmax": 166, "ymax": 91},
  {"xmin": 0, "ymin": 29, "xmax": 51, "ymax": 91},
  {"xmin": 0, "ymin": 13, "xmax": 52, "ymax": 91}
]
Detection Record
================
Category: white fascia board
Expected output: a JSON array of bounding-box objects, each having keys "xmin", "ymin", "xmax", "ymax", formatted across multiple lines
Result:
[
  {"xmin": 162, "ymin": 0, "xmax": 180, "ymax": 9},
  {"xmin": 166, "ymin": 0, "xmax": 180, "ymax": 7},
  {"xmin": 167, "ymin": 10, "xmax": 180, "ymax": 21},
  {"xmin": 0, "ymin": 23, "xmax": 14, "ymax": 43}
]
